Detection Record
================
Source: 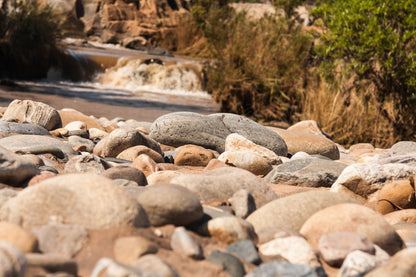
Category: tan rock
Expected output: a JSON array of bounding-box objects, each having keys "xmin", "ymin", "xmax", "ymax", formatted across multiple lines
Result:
[
  {"xmin": 287, "ymin": 120, "xmax": 328, "ymax": 136},
  {"xmin": 59, "ymin": 108, "xmax": 105, "ymax": 131},
  {"xmin": 64, "ymin": 121, "xmax": 87, "ymax": 131},
  {"xmin": 347, "ymin": 143, "xmax": 375, "ymax": 158},
  {"xmin": 28, "ymin": 171, "xmax": 57, "ymax": 186},
  {"xmin": 117, "ymin": 145, "xmax": 163, "ymax": 162},
  {"xmin": 131, "ymin": 154, "xmax": 160, "ymax": 177},
  {"xmin": 218, "ymin": 150, "xmax": 272, "ymax": 176},
  {"xmin": 204, "ymin": 159, "xmax": 229, "ymax": 171},
  {"xmin": 114, "ymin": 236, "xmax": 158, "ymax": 265},
  {"xmin": 376, "ymin": 179, "xmax": 416, "ymax": 214},
  {"xmin": 384, "ymin": 209, "xmax": 416, "ymax": 225},
  {"xmin": 0, "ymin": 222, "xmax": 37, "ymax": 253},
  {"xmin": 88, "ymin": 128, "xmax": 108, "ymax": 140},
  {"xmin": 174, "ymin": 144, "xmax": 214, "ymax": 167},
  {"xmin": 147, "ymin": 171, "xmax": 183, "ymax": 186},
  {"xmin": 207, "ymin": 216, "xmax": 258, "ymax": 244}
]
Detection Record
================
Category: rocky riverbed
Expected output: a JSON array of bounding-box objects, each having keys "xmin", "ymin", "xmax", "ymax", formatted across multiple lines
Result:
[{"xmin": 0, "ymin": 99, "xmax": 415, "ymax": 277}]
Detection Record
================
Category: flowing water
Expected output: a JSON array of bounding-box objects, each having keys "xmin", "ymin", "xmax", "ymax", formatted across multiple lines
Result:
[{"xmin": 1, "ymin": 42, "xmax": 219, "ymax": 121}]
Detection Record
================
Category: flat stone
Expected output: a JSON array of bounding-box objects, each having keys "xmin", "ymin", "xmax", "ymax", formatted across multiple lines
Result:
[
  {"xmin": 226, "ymin": 239, "xmax": 261, "ymax": 265},
  {"xmin": 64, "ymin": 154, "xmax": 108, "ymax": 174},
  {"xmin": 364, "ymin": 248, "xmax": 416, "ymax": 277},
  {"xmin": 231, "ymin": 189, "xmax": 256, "ymax": 219},
  {"xmin": 300, "ymin": 203, "xmax": 404, "ymax": 256},
  {"xmin": 117, "ymin": 145, "xmax": 164, "ymax": 162},
  {"xmin": 390, "ymin": 141, "xmax": 416, "ymax": 155},
  {"xmin": 171, "ymin": 226, "xmax": 203, "ymax": 259},
  {"xmin": 0, "ymin": 173, "xmax": 150, "ymax": 229},
  {"xmin": 264, "ymin": 158, "xmax": 347, "ymax": 187},
  {"xmin": 246, "ymin": 190, "xmax": 358, "ymax": 232},
  {"xmin": 101, "ymin": 166, "xmax": 147, "ymax": 186},
  {"xmin": 169, "ymin": 167, "xmax": 277, "ymax": 208},
  {"xmin": 0, "ymin": 121, "xmax": 50, "ymax": 135},
  {"xmin": 135, "ymin": 184, "xmax": 203, "ymax": 226},
  {"xmin": 245, "ymin": 260, "xmax": 321, "ymax": 277},
  {"xmin": 174, "ymin": 144, "xmax": 215, "ymax": 166},
  {"xmin": 376, "ymin": 179, "xmax": 416, "ymax": 214},
  {"xmin": 149, "ymin": 112, "xmax": 287, "ymax": 156},
  {"xmin": 2, "ymin": 99, "xmax": 62, "ymax": 131},
  {"xmin": 0, "ymin": 241, "xmax": 27, "ymax": 277},
  {"xmin": 384, "ymin": 209, "xmax": 416, "ymax": 225},
  {"xmin": 207, "ymin": 216, "xmax": 258, "ymax": 244},
  {"xmin": 113, "ymin": 236, "xmax": 158, "ymax": 264},
  {"xmin": 218, "ymin": 150, "xmax": 272, "ymax": 176},
  {"xmin": 68, "ymin": 136, "xmax": 95, "ymax": 153},
  {"xmin": 340, "ymin": 250, "xmax": 387, "ymax": 277},
  {"xmin": 0, "ymin": 222, "xmax": 37, "ymax": 253},
  {"xmin": 206, "ymin": 250, "xmax": 245, "ymax": 277}
]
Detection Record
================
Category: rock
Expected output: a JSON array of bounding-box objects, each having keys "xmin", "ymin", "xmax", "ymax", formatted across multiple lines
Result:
[
  {"xmin": 131, "ymin": 154, "xmax": 160, "ymax": 177},
  {"xmin": 174, "ymin": 144, "xmax": 215, "ymax": 166},
  {"xmin": 64, "ymin": 121, "xmax": 87, "ymax": 131},
  {"xmin": 0, "ymin": 145, "xmax": 39, "ymax": 186},
  {"xmin": 318, "ymin": 232, "xmax": 375, "ymax": 267},
  {"xmin": 64, "ymin": 154, "xmax": 108, "ymax": 174},
  {"xmin": 117, "ymin": 145, "xmax": 163, "ymax": 162},
  {"xmin": 0, "ymin": 135, "xmax": 76, "ymax": 158},
  {"xmin": 0, "ymin": 188, "xmax": 18, "ymax": 208},
  {"xmin": 31, "ymin": 224, "xmax": 88, "ymax": 258},
  {"xmin": 300, "ymin": 203, "xmax": 404, "ymax": 256},
  {"xmin": 331, "ymin": 163, "xmax": 416, "ymax": 201},
  {"xmin": 246, "ymin": 190, "xmax": 358, "ymax": 232},
  {"xmin": 102, "ymin": 166, "xmax": 147, "ymax": 186},
  {"xmin": 169, "ymin": 167, "xmax": 277, "ymax": 208},
  {"xmin": 22, "ymin": 154, "xmax": 45, "ymax": 167},
  {"xmin": 259, "ymin": 236, "xmax": 320, "ymax": 268},
  {"xmin": 204, "ymin": 159, "xmax": 230, "ymax": 171},
  {"xmin": 287, "ymin": 120, "xmax": 329, "ymax": 137},
  {"xmin": 224, "ymin": 133, "xmax": 282, "ymax": 165},
  {"xmin": 393, "ymin": 222, "xmax": 416, "ymax": 248},
  {"xmin": 364, "ymin": 248, "xmax": 416, "ymax": 277},
  {"xmin": 68, "ymin": 136, "xmax": 95, "ymax": 153},
  {"xmin": 113, "ymin": 236, "xmax": 158, "ymax": 264},
  {"xmin": 171, "ymin": 226, "xmax": 203, "ymax": 259},
  {"xmin": 218, "ymin": 150, "xmax": 272, "ymax": 176},
  {"xmin": 147, "ymin": 171, "xmax": 183, "ymax": 186},
  {"xmin": 26, "ymin": 253, "xmax": 77, "ymax": 275},
  {"xmin": 264, "ymin": 158, "xmax": 347, "ymax": 187},
  {"xmin": 340, "ymin": 250, "xmax": 387, "ymax": 277},
  {"xmin": 206, "ymin": 250, "xmax": 245, "ymax": 277},
  {"xmin": 0, "ymin": 241, "xmax": 27, "ymax": 277},
  {"xmin": 226, "ymin": 239, "xmax": 261, "ymax": 265},
  {"xmin": 0, "ymin": 174, "xmax": 150, "ymax": 229},
  {"xmin": 207, "ymin": 216, "xmax": 258, "ymax": 244},
  {"xmin": 0, "ymin": 121, "xmax": 50, "ymax": 135},
  {"xmin": 113, "ymin": 179, "xmax": 139, "ymax": 187},
  {"xmin": 375, "ymin": 179, "xmax": 416, "ymax": 214},
  {"xmin": 58, "ymin": 109, "xmax": 104, "ymax": 131},
  {"xmin": 0, "ymin": 222, "xmax": 37, "ymax": 253},
  {"xmin": 384, "ymin": 209, "xmax": 416, "ymax": 225},
  {"xmin": 348, "ymin": 143, "xmax": 375, "ymax": 158},
  {"xmin": 149, "ymin": 112, "xmax": 287, "ymax": 155},
  {"xmin": 390, "ymin": 141, "xmax": 416, "ymax": 155},
  {"xmin": 272, "ymin": 127, "xmax": 339, "ymax": 160},
  {"xmin": 256, "ymin": 226, "xmax": 302, "ymax": 244},
  {"xmin": 2, "ymin": 99, "xmax": 62, "ymax": 130},
  {"xmin": 88, "ymin": 128, "xmax": 108, "ymax": 140},
  {"xmin": 245, "ymin": 260, "xmax": 321, "ymax": 277},
  {"xmin": 135, "ymin": 184, "xmax": 203, "ymax": 226},
  {"xmin": 93, "ymin": 128, "xmax": 161, "ymax": 158},
  {"xmin": 132, "ymin": 255, "xmax": 179, "ymax": 277},
  {"xmin": 91, "ymin": 258, "xmax": 159, "ymax": 277},
  {"xmin": 231, "ymin": 189, "xmax": 256, "ymax": 219}
]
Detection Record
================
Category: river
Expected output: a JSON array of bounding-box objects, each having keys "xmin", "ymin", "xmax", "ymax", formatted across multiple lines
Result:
[{"xmin": 0, "ymin": 41, "xmax": 219, "ymax": 122}]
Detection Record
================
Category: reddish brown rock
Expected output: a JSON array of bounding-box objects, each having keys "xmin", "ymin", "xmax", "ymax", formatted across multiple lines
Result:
[{"xmin": 174, "ymin": 145, "xmax": 215, "ymax": 167}]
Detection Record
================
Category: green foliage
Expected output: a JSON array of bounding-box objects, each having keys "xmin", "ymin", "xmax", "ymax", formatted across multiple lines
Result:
[{"xmin": 313, "ymin": 0, "xmax": 416, "ymax": 140}]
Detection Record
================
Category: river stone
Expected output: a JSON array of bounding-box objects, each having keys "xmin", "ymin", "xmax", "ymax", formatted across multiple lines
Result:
[
  {"xmin": 135, "ymin": 184, "xmax": 203, "ymax": 226},
  {"xmin": 246, "ymin": 190, "xmax": 358, "ymax": 232},
  {"xmin": 132, "ymin": 255, "xmax": 179, "ymax": 277},
  {"xmin": 207, "ymin": 216, "xmax": 258, "ymax": 244},
  {"xmin": 375, "ymin": 179, "xmax": 416, "ymax": 214},
  {"xmin": 340, "ymin": 250, "xmax": 387, "ymax": 277},
  {"xmin": 68, "ymin": 136, "xmax": 95, "ymax": 153},
  {"xmin": 169, "ymin": 167, "xmax": 277, "ymax": 208},
  {"xmin": 88, "ymin": 128, "xmax": 108, "ymax": 141},
  {"xmin": 0, "ymin": 222, "xmax": 37, "ymax": 253},
  {"xmin": 0, "ymin": 145, "xmax": 39, "ymax": 186},
  {"xmin": 384, "ymin": 209, "xmax": 416, "ymax": 225},
  {"xmin": 224, "ymin": 133, "xmax": 282, "ymax": 165},
  {"xmin": 218, "ymin": 150, "xmax": 273, "ymax": 176},
  {"xmin": 364, "ymin": 248, "xmax": 416, "ymax": 277},
  {"xmin": 390, "ymin": 141, "xmax": 416, "ymax": 155},
  {"xmin": 113, "ymin": 236, "xmax": 158, "ymax": 264},
  {"xmin": 318, "ymin": 232, "xmax": 375, "ymax": 267},
  {"xmin": 131, "ymin": 154, "xmax": 159, "ymax": 176},
  {"xmin": 0, "ymin": 121, "xmax": 50, "ymax": 135},
  {"xmin": 0, "ymin": 241, "xmax": 27, "ymax": 277},
  {"xmin": 64, "ymin": 154, "xmax": 108, "ymax": 174},
  {"xmin": 330, "ymin": 163, "xmax": 416, "ymax": 201},
  {"xmin": 0, "ymin": 135, "xmax": 76, "ymax": 157},
  {"xmin": 102, "ymin": 166, "xmax": 147, "ymax": 186},
  {"xmin": 245, "ymin": 260, "xmax": 321, "ymax": 277},
  {"xmin": 94, "ymin": 128, "xmax": 162, "ymax": 158},
  {"xmin": 117, "ymin": 145, "xmax": 164, "ymax": 162},
  {"xmin": 299, "ymin": 203, "xmax": 404, "ymax": 256},
  {"xmin": 259, "ymin": 236, "xmax": 320, "ymax": 268},
  {"xmin": 231, "ymin": 189, "xmax": 256, "ymax": 219},
  {"xmin": 171, "ymin": 226, "xmax": 203, "ymax": 259},
  {"xmin": 149, "ymin": 112, "xmax": 287, "ymax": 156},
  {"xmin": 272, "ymin": 127, "xmax": 339, "ymax": 160},
  {"xmin": 0, "ymin": 173, "xmax": 150, "ymax": 229},
  {"xmin": 226, "ymin": 239, "xmax": 261, "ymax": 265},
  {"xmin": 174, "ymin": 144, "xmax": 215, "ymax": 166},
  {"xmin": 206, "ymin": 250, "xmax": 245, "ymax": 277},
  {"xmin": 59, "ymin": 109, "xmax": 105, "ymax": 131},
  {"xmin": 2, "ymin": 99, "xmax": 62, "ymax": 131},
  {"xmin": 264, "ymin": 158, "xmax": 347, "ymax": 187},
  {"xmin": 31, "ymin": 224, "xmax": 88, "ymax": 258}
]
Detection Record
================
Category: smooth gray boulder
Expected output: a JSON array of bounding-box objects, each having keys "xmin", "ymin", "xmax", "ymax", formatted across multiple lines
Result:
[
  {"xmin": 149, "ymin": 112, "xmax": 287, "ymax": 155},
  {"xmin": 0, "ymin": 121, "xmax": 50, "ymax": 135}
]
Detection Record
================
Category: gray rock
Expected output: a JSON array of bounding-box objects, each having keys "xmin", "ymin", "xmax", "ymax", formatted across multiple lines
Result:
[
  {"xmin": 0, "ymin": 121, "xmax": 49, "ymax": 135},
  {"xmin": 64, "ymin": 154, "xmax": 109, "ymax": 174},
  {"xmin": 0, "ymin": 135, "xmax": 76, "ymax": 158},
  {"xmin": 135, "ymin": 184, "xmax": 203, "ymax": 226},
  {"xmin": 246, "ymin": 191, "xmax": 358, "ymax": 232},
  {"xmin": 264, "ymin": 158, "xmax": 347, "ymax": 187},
  {"xmin": 378, "ymin": 154, "xmax": 416, "ymax": 166},
  {"xmin": 102, "ymin": 166, "xmax": 147, "ymax": 186},
  {"xmin": 0, "ymin": 145, "xmax": 39, "ymax": 186},
  {"xmin": 206, "ymin": 250, "xmax": 245, "ymax": 277},
  {"xmin": 31, "ymin": 224, "xmax": 89, "ymax": 258},
  {"xmin": 0, "ymin": 240, "xmax": 26, "ymax": 277},
  {"xmin": 226, "ymin": 239, "xmax": 261, "ymax": 265},
  {"xmin": 390, "ymin": 141, "xmax": 416, "ymax": 155},
  {"xmin": 149, "ymin": 112, "xmax": 287, "ymax": 156},
  {"xmin": 231, "ymin": 189, "xmax": 256, "ymax": 219},
  {"xmin": 170, "ymin": 167, "xmax": 277, "ymax": 208},
  {"xmin": 91, "ymin": 258, "xmax": 161, "ymax": 277},
  {"xmin": 171, "ymin": 226, "xmax": 203, "ymax": 259},
  {"xmin": 68, "ymin": 136, "xmax": 95, "ymax": 153},
  {"xmin": 218, "ymin": 150, "xmax": 273, "ymax": 176},
  {"xmin": 0, "ymin": 174, "xmax": 150, "ymax": 229},
  {"xmin": 26, "ymin": 253, "xmax": 77, "ymax": 275},
  {"xmin": 133, "ymin": 255, "xmax": 179, "ymax": 277},
  {"xmin": 245, "ymin": 260, "xmax": 321, "ymax": 277},
  {"xmin": 364, "ymin": 248, "xmax": 416, "ymax": 277}
]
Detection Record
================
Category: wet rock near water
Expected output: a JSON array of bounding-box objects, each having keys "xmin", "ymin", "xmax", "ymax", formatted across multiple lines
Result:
[{"xmin": 1, "ymin": 100, "xmax": 416, "ymax": 276}]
